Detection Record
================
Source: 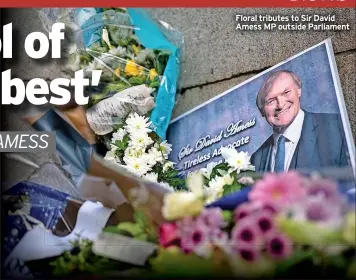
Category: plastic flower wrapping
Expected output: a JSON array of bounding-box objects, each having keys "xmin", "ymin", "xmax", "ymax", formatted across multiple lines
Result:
[
  {"xmin": 32, "ymin": 8, "xmax": 185, "ymax": 188},
  {"xmin": 44, "ymin": 171, "xmax": 355, "ymax": 278}
]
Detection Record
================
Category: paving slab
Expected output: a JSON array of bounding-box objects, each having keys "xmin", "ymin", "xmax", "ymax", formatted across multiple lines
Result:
[{"xmin": 147, "ymin": 8, "xmax": 355, "ymax": 88}]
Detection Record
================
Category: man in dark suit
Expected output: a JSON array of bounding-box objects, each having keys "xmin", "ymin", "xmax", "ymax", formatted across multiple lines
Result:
[{"xmin": 251, "ymin": 70, "xmax": 350, "ymax": 173}]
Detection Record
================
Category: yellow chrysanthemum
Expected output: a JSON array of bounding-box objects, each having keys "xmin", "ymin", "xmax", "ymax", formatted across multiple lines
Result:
[
  {"xmin": 149, "ymin": 68, "xmax": 158, "ymax": 81},
  {"xmin": 125, "ymin": 60, "xmax": 141, "ymax": 76},
  {"xmin": 114, "ymin": 67, "xmax": 121, "ymax": 77}
]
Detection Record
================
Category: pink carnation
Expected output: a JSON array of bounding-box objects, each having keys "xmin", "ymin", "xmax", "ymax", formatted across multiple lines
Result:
[
  {"xmin": 159, "ymin": 223, "xmax": 180, "ymax": 248},
  {"xmin": 249, "ymin": 172, "xmax": 306, "ymax": 207}
]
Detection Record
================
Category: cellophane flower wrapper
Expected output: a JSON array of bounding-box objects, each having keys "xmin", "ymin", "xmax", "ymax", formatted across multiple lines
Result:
[
  {"xmin": 39, "ymin": 8, "xmax": 183, "ymax": 138},
  {"xmin": 33, "ymin": 8, "xmax": 184, "ymax": 183}
]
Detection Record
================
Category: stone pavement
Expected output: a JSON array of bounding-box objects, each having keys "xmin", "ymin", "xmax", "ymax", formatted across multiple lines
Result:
[{"xmin": 1, "ymin": 8, "xmax": 355, "ymax": 194}]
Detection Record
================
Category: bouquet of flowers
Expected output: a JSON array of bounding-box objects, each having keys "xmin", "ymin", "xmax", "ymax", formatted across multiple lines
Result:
[
  {"xmin": 48, "ymin": 171, "xmax": 356, "ymax": 278},
  {"xmin": 102, "ymin": 111, "xmax": 181, "ymax": 189},
  {"xmin": 178, "ymin": 147, "xmax": 257, "ymax": 206},
  {"xmin": 155, "ymin": 172, "xmax": 356, "ymax": 277},
  {"xmin": 34, "ymin": 8, "xmax": 184, "ymax": 189}
]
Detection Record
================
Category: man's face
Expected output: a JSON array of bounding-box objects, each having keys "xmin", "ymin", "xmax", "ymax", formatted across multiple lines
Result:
[{"xmin": 262, "ymin": 73, "xmax": 301, "ymax": 129}]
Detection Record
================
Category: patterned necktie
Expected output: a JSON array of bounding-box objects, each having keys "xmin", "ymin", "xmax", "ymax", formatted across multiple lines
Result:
[{"xmin": 274, "ymin": 135, "xmax": 286, "ymax": 173}]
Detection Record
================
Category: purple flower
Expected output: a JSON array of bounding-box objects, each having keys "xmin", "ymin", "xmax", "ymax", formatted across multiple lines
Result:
[
  {"xmin": 177, "ymin": 216, "xmax": 196, "ymax": 235},
  {"xmin": 306, "ymin": 178, "xmax": 344, "ymax": 205},
  {"xmin": 304, "ymin": 195, "xmax": 343, "ymax": 228},
  {"xmin": 180, "ymin": 223, "xmax": 208, "ymax": 254},
  {"xmin": 234, "ymin": 201, "xmax": 279, "ymax": 223},
  {"xmin": 234, "ymin": 201, "xmax": 262, "ymax": 221},
  {"xmin": 255, "ymin": 210, "xmax": 274, "ymax": 234},
  {"xmin": 231, "ymin": 218, "xmax": 264, "ymax": 250},
  {"xmin": 211, "ymin": 229, "xmax": 230, "ymax": 251},
  {"xmin": 197, "ymin": 207, "xmax": 225, "ymax": 229},
  {"xmin": 266, "ymin": 231, "xmax": 293, "ymax": 260},
  {"xmin": 236, "ymin": 245, "xmax": 261, "ymax": 262},
  {"xmin": 261, "ymin": 202, "xmax": 279, "ymax": 215}
]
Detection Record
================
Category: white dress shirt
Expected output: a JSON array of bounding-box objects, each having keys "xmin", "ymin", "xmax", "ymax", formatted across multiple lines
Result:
[{"xmin": 270, "ymin": 109, "xmax": 305, "ymax": 172}]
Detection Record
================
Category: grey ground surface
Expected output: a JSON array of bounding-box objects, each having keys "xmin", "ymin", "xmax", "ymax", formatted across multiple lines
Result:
[{"xmin": 1, "ymin": 8, "xmax": 355, "ymax": 195}]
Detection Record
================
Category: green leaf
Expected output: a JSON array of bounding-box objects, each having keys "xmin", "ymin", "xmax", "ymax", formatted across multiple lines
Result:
[
  {"xmin": 136, "ymin": 233, "xmax": 149, "ymax": 241},
  {"xmin": 150, "ymin": 247, "xmax": 215, "ymax": 276},
  {"xmin": 210, "ymin": 163, "xmax": 230, "ymax": 179},
  {"xmin": 134, "ymin": 211, "xmax": 148, "ymax": 229},
  {"xmin": 104, "ymin": 82, "xmax": 130, "ymax": 94},
  {"xmin": 222, "ymin": 183, "xmax": 242, "ymax": 196},
  {"xmin": 149, "ymin": 80, "xmax": 160, "ymax": 88},
  {"xmin": 347, "ymin": 261, "xmax": 356, "ymax": 278},
  {"xmin": 128, "ymin": 76, "xmax": 145, "ymax": 85},
  {"xmin": 103, "ymin": 226, "xmax": 122, "ymax": 235},
  {"xmin": 223, "ymin": 210, "xmax": 233, "ymax": 223},
  {"xmin": 276, "ymin": 216, "xmax": 344, "ymax": 246},
  {"xmin": 276, "ymin": 248, "xmax": 316, "ymax": 275},
  {"xmin": 229, "ymin": 255, "xmax": 276, "ymax": 278},
  {"xmin": 117, "ymin": 222, "xmax": 143, "ymax": 237},
  {"xmin": 325, "ymin": 254, "xmax": 348, "ymax": 269},
  {"xmin": 155, "ymin": 52, "xmax": 170, "ymax": 75}
]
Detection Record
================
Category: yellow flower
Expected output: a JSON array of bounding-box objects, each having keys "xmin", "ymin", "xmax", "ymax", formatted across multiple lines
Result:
[
  {"xmin": 138, "ymin": 66, "xmax": 145, "ymax": 77},
  {"xmin": 343, "ymin": 212, "xmax": 356, "ymax": 246},
  {"xmin": 114, "ymin": 67, "xmax": 121, "ymax": 77},
  {"xmin": 125, "ymin": 60, "xmax": 140, "ymax": 77},
  {"xmin": 149, "ymin": 68, "xmax": 158, "ymax": 81},
  {"xmin": 162, "ymin": 192, "xmax": 204, "ymax": 221},
  {"xmin": 132, "ymin": 44, "xmax": 141, "ymax": 56}
]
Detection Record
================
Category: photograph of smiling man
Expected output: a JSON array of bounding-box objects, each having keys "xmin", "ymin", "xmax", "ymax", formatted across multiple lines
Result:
[
  {"xmin": 251, "ymin": 70, "xmax": 349, "ymax": 172},
  {"xmin": 167, "ymin": 40, "xmax": 355, "ymax": 178}
]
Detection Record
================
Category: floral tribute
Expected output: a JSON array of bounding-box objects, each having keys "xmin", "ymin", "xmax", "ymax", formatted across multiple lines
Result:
[
  {"xmin": 58, "ymin": 7, "xmax": 184, "ymax": 190},
  {"xmin": 50, "ymin": 171, "xmax": 355, "ymax": 278},
  {"xmin": 103, "ymin": 112, "xmax": 180, "ymax": 189},
  {"xmin": 154, "ymin": 172, "xmax": 355, "ymax": 277},
  {"xmin": 161, "ymin": 147, "xmax": 257, "ymax": 211}
]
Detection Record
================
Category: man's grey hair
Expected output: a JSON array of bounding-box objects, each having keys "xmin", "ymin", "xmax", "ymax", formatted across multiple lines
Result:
[{"xmin": 256, "ymin": 70, "xmax": 302, "ymax": 116}]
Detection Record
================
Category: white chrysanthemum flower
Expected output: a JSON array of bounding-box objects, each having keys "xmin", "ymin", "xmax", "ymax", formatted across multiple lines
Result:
[
  {"xmin": 135, "ymin": 49, "xmax": 155, "ymax": 65},
  {"xmin": 162, "ymin": 192, "xmax": 204, "ymax": 221},
  {"xmin": 112, "ymin": 128, "xmax": 127, "ymax": 143},
  {"xmin": 221, "ymin": 147, "xmax": 255, "ymax": 174},
  {"xmin": 110, "ymin": 143, "xmax": 118, "ymax": 151},
  {"xmin": 148, "ymin": 147, "xmax": 164, "ymax": 164},
  {"xmin": 144, "ymin": 172, "xmax": 159, "ymax": 183},
  {"xmin": 143, "ymin": 152, "xmax": 157, "ymax": 167},
  {"xmin": 123, "ymin": 147, "xmax": 145, "ymax": 164},
  {"xmin": 125, "ymin": 157, "xmax": 151, "ymax": 176},
  {"xmin": 157, "ymin": 140, "xmax": 172, "ymax": 159},
  {"xmin": 187, "ymin": 172, "xmax": 205, "ymax": 197},
  {"xmin": 200, "ymin": 161, "xmax": 219, "ymax": 179},
  {"xmin": 163, "ymin": 161, "xmax": 175, "ymax": 172},
  {"xmin": 103, "ymin": 149, "xmax": 121, "ymax": 164},
  {"xmin": 129, "ymin": 131, "xmax": 153, "ymax": 149},
  {"xmin": 125, "ymin": 112, "xmax": 152, "ymax": 134},
  {"xmin": 108, "ymin": 46, "xmax": 127, "ymax": 57},
  {"xmin": 204, "ymin": 174, "xmax": 234, "ymax": 204}
]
